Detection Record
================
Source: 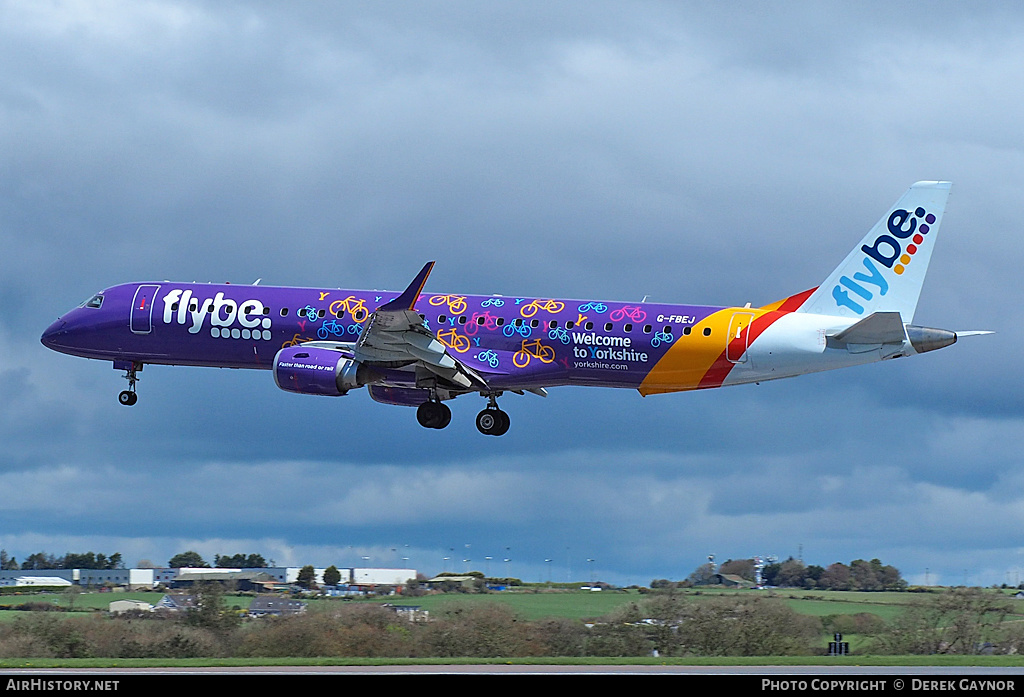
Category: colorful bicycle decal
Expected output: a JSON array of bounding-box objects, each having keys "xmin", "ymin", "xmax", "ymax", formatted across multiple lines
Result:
[
  {"xmin": 282, "ymin": 333, "xmax": 314, "ymax": 348},
  {"xmin": 610, "ymin": 305, "xmax": 647, "ymax": 323},
  {"xmin": 299, "ymin": 305, "xmax": 320, "ymax": 323},
  {"xmin": 520, "ymin": 299, "xmax": 565, "ymax": 318},
  {"xmin": 328, "ymin": 296, "xmax": 370, "ymax": 323},
  {"xmin": 436, "ymin": 328, "xmax": 471, "ymax": 354},
  {"xmin": 577, "ymin": 302, "xmax": 607, "ymax": 314},
  {"xmin": 475, "ymin": 349, "xmax": 500, "ymax": 368},
  {"xmin": 429, "ymin": 294, "xmax": 468, "ymax": 315},
  {"xmin": 650, "ymin": 331, "xmax": 674, "ymax": 348},
  {"xmin": 480, "ymin": 297, "xmax": 505, "ymax": 308},
  {"xmin": 513, "ymin": 339, "xmax": 556, "ymax": 368},
  {"xmin": 317, "ymin": 320, "xmax": 345, "ymax": 340},
  {"xmin": 503, "ymin": 322, "xmax": 532, "ymax": 339},
  {"xmin": 548, "ymin": 326, "xmax": 571, "ymax": 344},
  {"xmin": 464, "ymin": 311, "xmax": 500, "ymax": 336}
]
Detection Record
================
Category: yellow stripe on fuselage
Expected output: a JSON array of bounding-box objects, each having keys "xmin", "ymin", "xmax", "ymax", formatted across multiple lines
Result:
[{"xmin": 638, "ymin": 307, "xmax": 768, "ymax": 396}]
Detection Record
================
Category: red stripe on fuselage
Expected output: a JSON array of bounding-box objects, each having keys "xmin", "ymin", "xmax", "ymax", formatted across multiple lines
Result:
[
  {"xmin": 697, "ymin": 310, "xmax": 787, "ymax": 389},
  {"xmin": 776, "ymin": 287, "xmax": 816, "ymax": 313}
]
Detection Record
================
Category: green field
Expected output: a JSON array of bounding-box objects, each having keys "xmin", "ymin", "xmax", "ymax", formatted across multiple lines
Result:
[{"xmin": 3, "ymin": 587, "xmax": 1024, "ymax": 667}]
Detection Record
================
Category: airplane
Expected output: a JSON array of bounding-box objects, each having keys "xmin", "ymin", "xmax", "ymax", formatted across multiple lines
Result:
[{"xmin": 41, "ymin": 181, "xmax": 988, "ymax": 436}]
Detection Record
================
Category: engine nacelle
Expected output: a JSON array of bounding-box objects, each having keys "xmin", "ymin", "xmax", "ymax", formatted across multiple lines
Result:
[{"xmin": 273, "ymin": 346, "xmax": 369, "ymax": 396}]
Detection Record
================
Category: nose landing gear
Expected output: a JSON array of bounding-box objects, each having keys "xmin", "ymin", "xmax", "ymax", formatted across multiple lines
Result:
[{"xmin": 117, "ymin": 361, "xmax": 142, "ymax": 406}]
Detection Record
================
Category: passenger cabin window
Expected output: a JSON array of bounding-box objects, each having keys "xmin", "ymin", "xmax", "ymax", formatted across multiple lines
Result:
[
  {"xmin": 643, "ymin": 324, "xmax": 652, "ymax": 334},
  {"xmin": 585, "ymin": 321, "xmax": 594, "ymax": 330},
  {"xmin": 703, "ymin": 327, "xmax": 712, "ymax": 336},
  {"xmin": 683, "ymin": 326, "xmax": 692, "ymax": 336},
  {"xmin": 280, "ymin": 308, "xmax": 289, "ymax": 316},
  {"xmin": 439, "ymin": 315, "xmax": 447, "ymax": 323},
  {"xmin": 604, "ymin": 322, "xmax": 613, "ymax": 331},
  {"xmin": 624, "ymin": 323, "xmax": 632, "ymax": 332},
  {"xmin": 84, "ymin": 294, "xmax": 104, "ymax": 309}
]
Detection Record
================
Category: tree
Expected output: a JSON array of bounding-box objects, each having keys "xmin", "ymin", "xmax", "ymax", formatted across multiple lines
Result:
[
  {"xmin": 296, "ymin": 565, "xmax": 316, "ymax": 589},
  {"xmin": 214, "ymin": 553, "xmax": 267, "ymax": 568},
  {"xmin": 168, "ymin": 551, "xmax": 209, "ymax": 568},
  {"xmin": 687, "ymin": 562, "xmax": 717, "ymax": 585},
  {"xmin": 0, "ymin": 550, "xmax": 17, "ymax": 570},
  {"xmin": 819, "ymin": 563, "xmax": 851, "ymax": 591},
  {"xmin": 718, "ymin": 558, "xmax": 755, "ymax": 582},
  {"xmin": 185, "ymin": 581, "xmax": 239, "ymax": 632},
  {"xmin": 323, "ymin": 565, "xmax": 342, "ymax": 586}
]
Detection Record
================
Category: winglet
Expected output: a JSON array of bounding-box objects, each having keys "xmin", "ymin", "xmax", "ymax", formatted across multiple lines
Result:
[{"xmin": 379, "ymin": 261, "xmax": 435, "ymax": 312}]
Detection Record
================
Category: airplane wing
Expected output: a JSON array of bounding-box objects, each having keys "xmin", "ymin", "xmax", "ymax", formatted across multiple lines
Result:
[{"xmin": 352, "ymin": 262, "xmax": 490, "ymax": 392}]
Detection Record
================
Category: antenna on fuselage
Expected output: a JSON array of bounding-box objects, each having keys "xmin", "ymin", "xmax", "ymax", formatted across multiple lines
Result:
[{"xmin": 253, "ymin": 278, "xmax": 262, "ymax": 285}]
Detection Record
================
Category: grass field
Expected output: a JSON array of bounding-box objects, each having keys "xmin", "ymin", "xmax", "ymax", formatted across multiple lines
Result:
[{"xmin": 3, "ymin": 588, "xmax": 1024, "ymax": 667}]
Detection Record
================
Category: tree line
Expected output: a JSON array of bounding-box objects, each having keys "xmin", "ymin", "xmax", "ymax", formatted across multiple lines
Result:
[
  {"xmin": 672, "ymin": 556, "xmax": 906, "ymax": 591},
  {"xmin": 0, "ymin": 550, "xmax": 123, "ymax": 571}
]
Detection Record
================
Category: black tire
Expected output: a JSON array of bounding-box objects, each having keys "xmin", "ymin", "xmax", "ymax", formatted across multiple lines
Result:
[
  {"xmin": 436, "ymin": 402, "xmax": 452, "ymax": 429},
  {"xmin": 118, "ymin": 391, "xmax": 135, "ymax": 406},
  {"xmin": 493, "ymin": 409, "xmax": 510, "ymax": 436},
  {"xmin": 476, "ymin": 409, "xmax": 497, "ymax": 434},
  {"xmin": 417, "ymin": 401, "xmax": 451, "ymax": 429}
]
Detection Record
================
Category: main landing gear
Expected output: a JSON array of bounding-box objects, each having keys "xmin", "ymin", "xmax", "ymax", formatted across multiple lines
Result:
[
  {"xmin": 117, "ymin": 361, "xmax": 141, "ymax": 406},
  {"xmin": 416, "ymin": 399, "xmax": 452, "ymax": 430},
  {"xmin": 476, "ymin": 393, "xmax": 510, "ymax": 437},
  {"xmin": 414, "ymin": 392, "xmax": 511, "ymax": 435}
]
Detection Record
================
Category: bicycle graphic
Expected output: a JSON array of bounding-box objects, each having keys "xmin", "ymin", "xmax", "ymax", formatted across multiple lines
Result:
[
  {"xmin": 503, "ymin": 322, "xmax": 532, "ymax": 339},
  {"xmin": 519, "ymin": 299, "xmax": 565, "ymax": 319},
  {"xmin": 480, "ymin": 297, "xmax": 505, "ymax": 308},
  {"xmin": 577, "ymin": 302, "xmax": 607, "ymax": 314},
  {"xmin": 437, "ymin": 328, "xmax": 471, "ymax": 354},
  {"xmin": 548, "ymin": 326, "xmax": 571, "ymax": 344},
  {"xmin": 328, "ymin": 296, "xmax": 370, "ymax": 323},
  {"xmin": 610, "ymin": 305, "xmax": 647, "ymax": 323},
  {"xmin": 299, "ymin": 305, "xmax": 321, "ymax": 323},
  {"xmin": 464, "ymin": 311, "xmax": 500, "ymax": 336},
  {"xmin": 429, "ymin": 294, "xmax": 468, "ymax": 315},
  {"xmin": 282, "ymin": 333, "xmax": 314, "ymax": 348},
  {"xmin": 513, "ymin": 339, "xmax": 556, "ymax": 368},
  {"xmin": 650, "ymin": 331, "xmax": 674, "ymax": 348},
  {"xmin": 475, "ymin": 349, "xmax": 500, "ymax": 368},
  {"xmin": 317, "ymin": 320, "xmax": 345, "ymax": 339}
]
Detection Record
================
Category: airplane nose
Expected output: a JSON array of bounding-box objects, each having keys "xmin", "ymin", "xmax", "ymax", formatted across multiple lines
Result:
[{"xmin": 41, "ymin": 318, "xmax": 66, "ymax": 349}]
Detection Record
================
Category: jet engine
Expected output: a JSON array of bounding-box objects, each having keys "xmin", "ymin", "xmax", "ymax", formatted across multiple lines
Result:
[{"xmin": 273, "ymin": 346, "xmax": 372, "ymax": 396}]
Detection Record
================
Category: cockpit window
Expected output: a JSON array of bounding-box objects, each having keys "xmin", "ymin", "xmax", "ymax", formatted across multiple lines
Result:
[{"xmin": 84, "ymin": 294, "xmax": 104, "ymax": 309}]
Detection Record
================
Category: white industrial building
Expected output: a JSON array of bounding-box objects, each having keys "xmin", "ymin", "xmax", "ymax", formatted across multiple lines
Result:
[{"xmin": 0, "ymin": 566, "xmax": 417, "ymax": 590}]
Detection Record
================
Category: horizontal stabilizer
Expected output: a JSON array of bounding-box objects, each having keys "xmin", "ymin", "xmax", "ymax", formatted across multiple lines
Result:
[{"xmin": 828, "ymin": 312, "xmax": 906, "ymax": 349}]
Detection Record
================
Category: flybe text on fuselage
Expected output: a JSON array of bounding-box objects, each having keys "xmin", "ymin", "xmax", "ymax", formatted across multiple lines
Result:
[
  {"xmin": 831, "ymin": 206, "xmax": 935, "ymax": 315},
  {"xmin": 160, "ymin": 289, "xmax": 272, "ymax": 336}
]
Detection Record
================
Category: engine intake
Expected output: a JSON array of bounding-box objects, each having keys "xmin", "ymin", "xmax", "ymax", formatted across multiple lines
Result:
[{"xmin": 273, "ymin": 346, "xmax": 370, "ymax": 396}]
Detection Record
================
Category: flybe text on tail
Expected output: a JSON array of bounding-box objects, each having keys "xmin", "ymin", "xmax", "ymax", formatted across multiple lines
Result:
[
  {"xmin": 832, "ymin": 206, "xmax": 936, "ymax": 315},
  {"xmin": 798, "ymin": 181, "xmax": 950, "ymax": 324}
]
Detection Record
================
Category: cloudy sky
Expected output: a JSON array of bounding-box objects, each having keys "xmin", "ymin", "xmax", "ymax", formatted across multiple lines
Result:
[{"xmin": 2, "ymin": 0, "xmax": 1022, "ymax": 587}]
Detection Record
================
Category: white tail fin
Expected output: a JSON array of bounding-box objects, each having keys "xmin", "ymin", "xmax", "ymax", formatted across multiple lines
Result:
[{"xmin": 798, "ymin": 181, "xmax": 952, "ymax": 323}]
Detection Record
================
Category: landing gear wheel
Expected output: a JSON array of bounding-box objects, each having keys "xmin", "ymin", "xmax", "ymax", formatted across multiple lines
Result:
[
  {"xmin": 417, "ymin": 401, "xmax": 451, "ymax": 429},
  {"xmin": 476, "ymin": 408, "xmax": 510, "ymax": 436},
  {"xmin": 118, "ymin": 361, "xmax": 142, "ymax": 406}
]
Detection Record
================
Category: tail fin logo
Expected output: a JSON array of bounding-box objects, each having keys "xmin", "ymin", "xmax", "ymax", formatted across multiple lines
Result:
[{"xmin": 832, "ymin": 206, "xmax": 935, "ymax": 315}]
